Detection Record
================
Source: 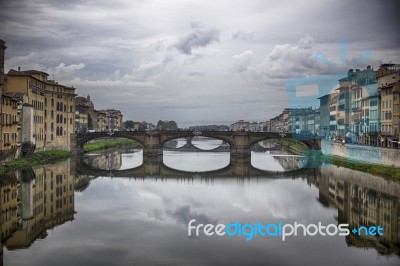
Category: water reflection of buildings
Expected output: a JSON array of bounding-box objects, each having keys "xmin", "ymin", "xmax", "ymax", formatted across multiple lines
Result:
[
  {"xmin": 0, "ymin": 159, "xmax": 75, "ymax": 263},
  {"xmin": 84, "ymin": 151, "xmax": 122, "ymax": 170},
  {"xmin": 0, "ymin": 173, "xmax": 19, "ymax": 266},
  {"xmin": 272, "ymin": 155, "xmax": 308, "ymax": 170},
  {"xmin": 314, "ymin": 167, "xmax": 400, "ymax": 255}
]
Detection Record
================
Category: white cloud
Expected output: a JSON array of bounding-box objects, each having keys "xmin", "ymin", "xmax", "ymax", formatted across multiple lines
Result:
[
  {"xmin": 260, "ymin": 35, "xmax": 325, "ymax": 79},
  {"xmin": 47, "ymin": 63, "xmax": 85, "ymax": 80},
  {"xmin": 230, "ymin": 50, "xmax": 254, "ymax": 73}
]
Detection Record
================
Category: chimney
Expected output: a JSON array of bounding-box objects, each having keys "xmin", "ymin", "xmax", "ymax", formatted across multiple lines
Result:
[{"xmin": 18, "ymin": 66, "xmax": 21, "ymax": 71}]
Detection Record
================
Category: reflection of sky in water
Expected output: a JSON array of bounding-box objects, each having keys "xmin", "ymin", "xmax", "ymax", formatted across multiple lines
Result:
[
  {"xmin": 163, "ymin": 151, "xmax": 230, "ymax": 171},
  {"xmin": 168, "ymin": 137, "xmax": 225, "ymax": 150},
  {"xmin": 119, "ymin": 149, "xmax": 143, "ymax": 170},
  {"xmin": 5, "ymin": 177, "xmax": 399, "ymax": 266},
  {"xmin": 191, "ymin": 137, "xmax": 223, "ymax": 150}
]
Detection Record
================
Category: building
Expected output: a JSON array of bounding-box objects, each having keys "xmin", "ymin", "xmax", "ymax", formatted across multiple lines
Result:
[
  {"xmin": 75, "ymin": 95, "xmax": 95, "ymax": 132},
  {"xmin": 359, "ymin": 83, "xmax": 380, "ymax": 145},
  {"xmin": 99, "ymin": 109, "xmax": 123, "ymax": 131},
  {"xmin": 5, "ymin": 69, "xmax": 76, "ymax": 151},
  {"xmin": 0, "ymin": 39, "xmax": 6, "ymax": 95},
  {"xmin": 348, "ymin": 66, "xmax": 377, "ymax": 141},
  {"xmin": 289, "ymin": 107, "xmax": 318, "ymax": 134},
  {"xmin": 377, "ymin": 63, "xmax": 400, "ymax": 147},
  {"xmin": 336, "ymin": 75, "xmax": 351, "ymax": 137},
  {"xmin": 230, "ymin": 120, "xmax": 250, "ymax": 131},
  {"xmin": 318, "ymin": 94, "xmax": 331, "ymax": 138},
  {"xmin": 268, "ymin": 109, "xmax": 291, "ymax": 133},
  {"xmin": 328, "ymin": 92, "xmax": 339, "ymax": 137},
  {"xmin": 95, "ymin": 110, "xmax": 107, "ymax": 132},
  {"xmin": 0, "ymin": 93, "xmax": 19, "ymax": 160}
]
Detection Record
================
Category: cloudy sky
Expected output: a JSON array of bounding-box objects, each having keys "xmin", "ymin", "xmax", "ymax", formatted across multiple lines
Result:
[{"xmin": 1, "ymin": 0, "xmax": 399, "ymax": 125}]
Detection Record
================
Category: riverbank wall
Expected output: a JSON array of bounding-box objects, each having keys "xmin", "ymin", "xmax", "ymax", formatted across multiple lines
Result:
[{"xmin": 321, "ymin": 139, "xmax": 400, "ymax": 167}]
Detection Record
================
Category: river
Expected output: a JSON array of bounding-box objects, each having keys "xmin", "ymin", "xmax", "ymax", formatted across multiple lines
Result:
[{"xmin": 1, "ymin": 138, "xmax": 399, "ymax": 266}]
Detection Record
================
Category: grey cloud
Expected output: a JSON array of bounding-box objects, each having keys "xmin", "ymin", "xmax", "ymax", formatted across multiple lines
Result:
[
  {"xmin": 232, "ymin": 30, "xmax": 255, "ymax": 41},
  {"xmin": 187, "ymin": 70, "xmax": 206, "ymax": 77},
  {"xmin": 1, "ymin": 0, "xmax": 399, "ymax": 124},
  {"xmin": 131, "ymin": 56, "xmax": 173, "ymax": 81},
  {"xmin": 174, "ymin": 22, "xmax": 219, "ymax": 55}
]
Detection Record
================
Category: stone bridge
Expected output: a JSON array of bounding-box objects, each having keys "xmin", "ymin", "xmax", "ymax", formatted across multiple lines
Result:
[
  {"xmin": 71, "ymin": 131, "xmax": 320, "ymax": 157},
  {"xmin": 74, "ymin": 155, "xmax": 316, "ymax": 179}
]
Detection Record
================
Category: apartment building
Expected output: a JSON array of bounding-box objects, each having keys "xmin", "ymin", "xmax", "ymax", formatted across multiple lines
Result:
[
  {"xmin": 377, "ymin": 63, "xmax": 400, "ymax": 146},
  {"xmin": 95, "ymin": 110, "xmax": 107, "ymax": 132},
  {"xmin": 6, "ymin": 69, "xmax": 76, "ymax": 151},
  {"xmin": 0, "ymin": 93, "xmax": 19, "ymax": 159},
  {"xmin": 75, "ymin": 95, "xmax": 94, "ymax": 132},
  {"xmin": 99, "ymin": 109, "xmax": 123, "ymax": 131}
]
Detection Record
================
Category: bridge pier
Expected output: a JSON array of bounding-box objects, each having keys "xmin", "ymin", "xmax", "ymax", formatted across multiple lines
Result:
[
  {"xmin": 230, "ymin": 132, "xmax": 252, "ymax": 158},
  {"xmin": 143, "ymin": 133, "xmax": 163, "ymax": 156}
]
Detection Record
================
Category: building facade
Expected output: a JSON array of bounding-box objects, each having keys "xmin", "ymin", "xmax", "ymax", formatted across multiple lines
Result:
[
  {"xmin": 95, "ymin": 110, "xmax": 107, "ymax": 132},
  {"xmin": 99, "ymin": 109, "xmax": 123, "ymax": 131},
  {"xmin": 6, "ymin": 69, "xmax": 76, "ymax": 151},
  {"xmin": 377, "ymin": 64, "xmax": 400, "ymax": 147},
  {"xmin": 0, "ymin": 93, "xmax": 24, "ymax": 161},
  {"xmin": 75, "ymin": 95, "xmax": 95, "ymax": 133}
]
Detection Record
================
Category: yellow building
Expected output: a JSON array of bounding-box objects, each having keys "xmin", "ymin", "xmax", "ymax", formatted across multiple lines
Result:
[
  {"xmin": 377, "ymin": 64, "xmax": 400, "ymax": 146},
  {"xmin": 6, "ymin": 69, "xmax": 76, "ymax": 151},
  {"xmin": 0, "ymin": 93, "xmax": 20, "ymax": 160}
]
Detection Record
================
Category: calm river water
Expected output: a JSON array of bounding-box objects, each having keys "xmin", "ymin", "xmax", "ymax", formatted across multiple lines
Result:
[{"xmin": 1, "ymin": 138, "xmax": 399, "ymax": 266}]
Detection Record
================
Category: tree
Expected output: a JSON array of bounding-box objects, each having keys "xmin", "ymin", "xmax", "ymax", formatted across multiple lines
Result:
[
  {"xmin": 124, "ymin": 120, "xmax": 135, "ymax": 129},
  {"xmin": 157, "ymin": 120, "xmax": 178, "ymax": 131}
]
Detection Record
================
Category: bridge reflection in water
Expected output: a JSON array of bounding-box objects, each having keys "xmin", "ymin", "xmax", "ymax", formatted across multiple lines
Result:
[
  {"xmin": 1, "ymin": 156, "xmax": 399, "ymax": 265},
  {"xmin": 78, "ymin": 151, "xmax": 309, "ymax": 178}
]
